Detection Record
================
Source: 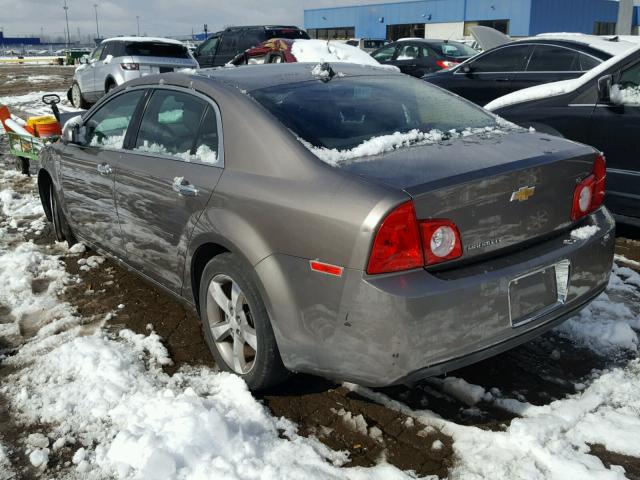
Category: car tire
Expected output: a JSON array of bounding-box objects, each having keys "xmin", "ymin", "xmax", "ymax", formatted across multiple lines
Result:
[
  {"xmin": 49, "ymin": 186, "xmax": 76, "ymax": 247},
  {"xmin": 71, "ymin": 82, "xmax": 89, "ymax": 109},
  {"xmin": 199, "ymin": 253, "xmax": 289, "ymax": 390}
]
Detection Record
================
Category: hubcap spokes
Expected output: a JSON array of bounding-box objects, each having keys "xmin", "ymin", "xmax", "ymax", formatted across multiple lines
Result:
[{"xmin": 206, "ymin": 274, "xmax": 257, "ymax": 374}]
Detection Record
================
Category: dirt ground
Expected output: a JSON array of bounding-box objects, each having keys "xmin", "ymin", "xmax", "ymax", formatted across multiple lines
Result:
[
  {"xmin": 0, "ymin": 65, "xmax": 75, "ymax": 98},
  {"xmin": 1, "ymin": 65, "xmax": 640, "ymax": 479}
]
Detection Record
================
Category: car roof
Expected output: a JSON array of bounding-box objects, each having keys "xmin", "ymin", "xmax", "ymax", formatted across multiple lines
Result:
[
  {"xmin": 224, "ymin": 25, "xmax": 304, "ymax": 31},
  {"xmin": 396, "ymin": 38, "xmax": 467, "ymax": 45},
  {"xmin": 102, "ymin": 36, "xmax": 184, "ymax": 46},
  {"xmin": 193, "ymin": 62, "xmax": 400, "ymax": 92},
  {"xmin": 522, "ymin": 34, "xmax": 636, "ymax": 56}
]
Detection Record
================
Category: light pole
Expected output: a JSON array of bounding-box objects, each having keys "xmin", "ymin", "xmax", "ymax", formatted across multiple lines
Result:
[
  {"xmin": 94, "ymin": 4, "xmax": 100, "ymax": 40},
  {"xmin": 136, "ymin": 16, "xmax": 140, "ymax": 36},
  {"xmin": 63, "ymin": 0, "xmax": 71, "ymax": 47}
]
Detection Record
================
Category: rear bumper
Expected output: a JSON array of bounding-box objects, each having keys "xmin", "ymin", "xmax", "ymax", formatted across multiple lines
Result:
[{"xmin": 256, "ymin": 207, "xmax": 615, "ymax": 387}]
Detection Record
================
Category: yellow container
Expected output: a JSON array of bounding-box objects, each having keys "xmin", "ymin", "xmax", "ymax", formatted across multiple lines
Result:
[{"xmin": 26, "ymin": 115, "xmax": 58, "ymax": 129}]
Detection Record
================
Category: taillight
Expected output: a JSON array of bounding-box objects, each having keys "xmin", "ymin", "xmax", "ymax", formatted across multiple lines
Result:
[
  {"xmin": 436, "ymin": 59, "xmax": 459, "ymax": 70},
  {"xmin": 420, "ymin": 220, "xmax": 463, "ymax": 266},
  {"xmin": 120, "ymin": 62, "xmax": 139, "ymax": 70},
  {"xmin": 571, "ymin": 153, "xmax": 606, "ymax": 221},
  {"xmin": 367, "ymin": 202, "xmax": 423, "ymax": 275},
  {"xmin": 367, "ymin": 202, "xmax": 463, "ymax": 274}
]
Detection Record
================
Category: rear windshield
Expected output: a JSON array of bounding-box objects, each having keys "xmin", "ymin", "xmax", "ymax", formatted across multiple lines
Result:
[
  {"xmin": 250, "ymin": 75, "xmax": 497, "ymax": 153},
  {"xmin": 124, "ymin": 42, "xmax": 189, "ymax": 58},
  {"xmin": 266, "ymin": 28, "xmax": 310, "ymax": 40},
  {"xmin": 433, "ymin": 41, "xmax": 478, "ymax": 58}
]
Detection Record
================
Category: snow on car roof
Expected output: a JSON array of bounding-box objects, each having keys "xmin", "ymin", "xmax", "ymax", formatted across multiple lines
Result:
[
  {"xmin": 289, "ymin": 39, "xmax": 384, "ymax": 67},
  {"xmin": 102, "ymin": 36, "xmax": 184, "ymax": 46},
  {"xmin": 485, "ymin": 44, "xmax": 640, "ymax": 111},
  {"xmin": 531, "ymin": 33, "xmax": 637, "ymax": 56}
]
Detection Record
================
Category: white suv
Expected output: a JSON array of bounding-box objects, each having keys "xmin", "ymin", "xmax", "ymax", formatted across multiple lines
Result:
[{"xmin": 69, "ymin": 37, "xmax": 198, "ymax": 108}]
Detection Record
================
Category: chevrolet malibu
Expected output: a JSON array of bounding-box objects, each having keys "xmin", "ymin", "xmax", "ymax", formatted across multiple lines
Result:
[{"xmin": 38, "ymin": 63, "xmax": 614, "ymax": 390}]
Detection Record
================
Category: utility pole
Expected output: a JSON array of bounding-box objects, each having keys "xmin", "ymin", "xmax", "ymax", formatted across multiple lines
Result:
[
  {"xmin": 63, "ymin": 0, "xmax": 71, "ymax": 47},
  {"xmin": 136, "ymin": 16, "xmax": 140, "ymax": 36},
  {"xmin": 94, "ymin": 4, "xmax": 100, "ymax": 40}
]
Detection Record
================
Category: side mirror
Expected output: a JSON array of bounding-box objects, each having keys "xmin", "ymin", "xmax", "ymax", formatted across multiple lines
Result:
[
  {"xmin": 62, "ymin": 116, "xmax": 86, "ymax": 145},
  {"xmin": 461, "ymin": 63, "xmax": 473, "ymax": 74},
  {"xmin": 597, "ymin": 74, "xmax": 612, "ymax": 103}
]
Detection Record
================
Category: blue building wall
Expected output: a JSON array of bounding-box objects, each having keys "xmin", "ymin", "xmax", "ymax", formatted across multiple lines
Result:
[
  {"xmin": 305, "ymin": 0, "xmax": 632, "ymax": 39},
  {"xmin": 528, "ymin": 0, "xmax": 618, "ymax": 35},
  {"xmin": 0, "ymin": 33, "xmax": 41, "ymax": 46}
]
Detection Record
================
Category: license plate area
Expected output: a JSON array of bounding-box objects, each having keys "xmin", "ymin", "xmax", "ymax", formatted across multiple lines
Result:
[
  {"xmin": 159, "ymin": 67, "xmax": 174, "ymax": 73},
  {"xmin": 508, "ymin": 260, "xmax": 570, "ymax": 327}
]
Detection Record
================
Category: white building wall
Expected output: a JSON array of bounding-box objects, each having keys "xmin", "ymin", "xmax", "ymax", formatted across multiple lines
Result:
[{"xmin": 424, "ymin": 22, "xmax": 465, "ymax": 40}]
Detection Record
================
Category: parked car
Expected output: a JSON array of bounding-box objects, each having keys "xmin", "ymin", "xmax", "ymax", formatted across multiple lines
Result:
[
  {"xmin": 68, "ymin": 37, "xmax": 197, "ymax": 108},
  {"xmin": 40, "ymin": 63, "xmax": 614, "ymax": 390},
  {"xmin": 370, "ymin": 38, "xmax": 478, "ymax": 77},
  {"xmin": 486, "ymin": 45, "xmax": 640, "ymax": 227},
  {"xmin": 229, "ymin": 38, "xmax": 393, "ymax": 69},
  {"xmin": 345, "ymin": 38, "xmax": 388, "ymax": 52},
  {"xmin": 423, "ymin": 36, "xmax": 636, "ymax": 106},
  {"xmin": 193, "ymin": 25, "xmax": 309, "ymax": 68}
]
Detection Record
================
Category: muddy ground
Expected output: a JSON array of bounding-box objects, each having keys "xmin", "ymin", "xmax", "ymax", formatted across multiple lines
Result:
[{"xmin": 1, "ymin": 65, "xmax": 640, "ymax": 479}]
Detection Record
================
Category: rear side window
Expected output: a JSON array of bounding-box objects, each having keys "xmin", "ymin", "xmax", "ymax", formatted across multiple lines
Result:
[
  {"xmin": 580, "ymin": 53, "xmax": 600, "ymax": 71},
  {"xmin": 266, "ymin": 28, "xmax": 309, "ymax": 40},
  {"xmin": 218, "ymin": 30, "xmax": 243, "ymax": 56},
  {"xmin": 124, "ymin": 42, "xmax": 189, "ymax": 58},
  {"xmin": 85, "ymin": 90, "xmax": 145, "ymax": 149},
  {"xmin": 471, "ymin": 45, "xmax": 533, "ymax": 73},
  {"xmin": 133, "ymin": 90, "xmax": 220, "ymax": 165},
  {"xmin": 434, "ymin": 41, "xmax": 477, "ymax": 58},
  {"xmin": 251, "ymin": 75, "xmax": 496, "ymax": 152},
  {"xmin": 527, "ymin": 45, "xmax": 579, "ymax": 72}
]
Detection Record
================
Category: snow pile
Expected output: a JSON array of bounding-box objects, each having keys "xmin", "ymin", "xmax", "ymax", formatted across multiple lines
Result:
[
  {"xmin": 485, "ymin": 44, "xmax": 640, "ymax": 111},
  {"xmin": 0, "ymin": 91, "xmax": 79, "ymax": 117},
  {"xmin": 90, "ymin": 132, "xmax": 126, "ymax": 149},
  {"xmin": 442, "ymin": 377, "xmax": 486, "ymax": 406},
  {"xmin": 0, "ymin": 164, "xmax": 409, "ymax": 479},
  {"xmin": 556, "ymin": 263, "xmax": 640, "ymax": 352},
  {"xmin": 303, "ymin": 126, "xmax": 508, "ymax": 165},
  {"xmin": 611, "ymin": 84, "xmax": 640, "ymax": 105},
  {"xmin": 292, "ymin": 40, "xmax": 384, "ymax": 68},
  {"xmin": 570, "ymin": 225, "xmax": 599, "ymax": 240}
]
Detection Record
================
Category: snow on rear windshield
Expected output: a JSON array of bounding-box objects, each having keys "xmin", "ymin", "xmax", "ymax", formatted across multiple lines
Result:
[
  {"xmin": 124, "ymin": 42, "xmax": 189, "ymax": 58},
  {"xmin": 250, "ymin": 75, "xmax": 498, "ymax": 163}
]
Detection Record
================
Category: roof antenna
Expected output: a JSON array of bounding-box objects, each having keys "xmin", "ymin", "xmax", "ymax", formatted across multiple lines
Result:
[{"xmin": 312, "ymin": 62, "xmax": 336, "ymax": 82}]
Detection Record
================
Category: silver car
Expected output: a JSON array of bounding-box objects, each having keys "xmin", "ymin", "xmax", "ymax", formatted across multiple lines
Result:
[
  {"xmin": 42, "ymin": 64, "xmax": 614, "ymax": 390},
  {"xmin": 69, "ymin": 36, "xmax": 198, "ymax": 108}
]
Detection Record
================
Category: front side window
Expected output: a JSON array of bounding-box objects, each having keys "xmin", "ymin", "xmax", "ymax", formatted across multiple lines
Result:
[
  {"xmin": 371, "ymin": 45, "xmax": 396, "ymax": 62},
  {"xmin": 199, "ymin": 36, "xmax": 220, "ymax": 55},
  {"xmin": 90, "ymin": 45, "xmax": 104, "ymax": 61},
  {"xmin": 133, "ymin": 90, "xmax": 220, "ymax": 164},
  {"xmin": 85, "ymin": 90, "xmax": 144, "ymax": 149},
  {"xmin": 527, "ymin": 45, "xmax": 579, "ymax": 72},
  {"xmin": 251, "ymin": 75, "xmax": 497, "ymax": 153},
  {"xmin": 612, "ymin": 61, "xmax": 640, "ymax": 105},
  {"xmin": 471, "ymin": 45, "xmax": 533, "ymax": 73}
]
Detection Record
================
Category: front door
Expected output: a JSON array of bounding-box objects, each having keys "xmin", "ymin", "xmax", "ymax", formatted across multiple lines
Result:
[
  {"xmin": 194, "ymin": 35, "xmax": 220, "ymax": 68},
  {"xmin": 454, "ymin": 44, "xmax": 534, "ymax": 106},
  {"xmin": 393, "ymin": 43, "xmax": 437, "ymax": 77},
  {"xmin": 60, "ymin": 89, "xmax": 145, "ymax": 256},
  {"xmin": 589, "ymin": 60, "xmax": 640, "ymax": 220},
  {"xmin": 115, "ymin": 88, "xmax": 223, "ymax": 293}
]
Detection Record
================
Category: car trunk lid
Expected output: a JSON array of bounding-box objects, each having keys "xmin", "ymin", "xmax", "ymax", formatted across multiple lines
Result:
[{"xmin": 340, "ymin": 130, "xmax": 597, "ymax": 264}]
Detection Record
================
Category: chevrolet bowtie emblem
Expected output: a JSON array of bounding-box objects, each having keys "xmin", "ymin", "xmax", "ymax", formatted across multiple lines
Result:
[{"xmin": 510, "ymin": 186, "xmax": 536, "ymax": 202}]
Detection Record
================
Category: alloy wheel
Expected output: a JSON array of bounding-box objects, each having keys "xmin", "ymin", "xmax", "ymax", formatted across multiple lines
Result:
[
  {"xmin": 206, "ymin": 274, "xmax": 257, "ymax": 374},
  {"xmin": 72, "ymin": 85, "xmax": 81, "ymax": 107}
]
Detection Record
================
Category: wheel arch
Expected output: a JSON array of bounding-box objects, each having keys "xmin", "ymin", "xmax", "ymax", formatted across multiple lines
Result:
[
  {"xmin": 104, "ymin": 76, "xmax": 117, "ymax": 93},
  {"xmin": 37, "ymin": 169, "xmax": 54, "ymax": 221}
]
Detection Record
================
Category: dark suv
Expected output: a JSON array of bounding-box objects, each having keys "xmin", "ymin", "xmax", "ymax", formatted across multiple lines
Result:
[{"xmin": 193, "ymin": 25, "xmax": 309, "ymax": 68}]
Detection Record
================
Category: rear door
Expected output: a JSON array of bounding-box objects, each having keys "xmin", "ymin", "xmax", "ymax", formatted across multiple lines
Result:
[
  {"xmin": 115, "ymin": 87, "xmax": 224, "ymax": 292},
  {"xmin": 511, "ymin": 44, "xmax": 587, "ymax": 93},
  {"xmin": 214, "ymin": 29, "xmax": 248, "ymax": 66},
  {"xmin": 453, "ymin": 44, "xmax": 534, "ymax": 105},
  {"xmin": 60, "ymin": 89, "xmax": 145, "ymax": 256},
  {"xmin": 589, "ymin": 59, "xmax": 640, "ymax": 220}
]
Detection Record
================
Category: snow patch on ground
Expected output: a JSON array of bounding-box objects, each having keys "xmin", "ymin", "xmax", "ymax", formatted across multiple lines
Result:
[
  {"xmin": 0, "ymin": 90, "xmax": 79, "ymax": 117},
  {"xmin": 442, "ymin": 377, "xmax": 486, "ymax": 406}
]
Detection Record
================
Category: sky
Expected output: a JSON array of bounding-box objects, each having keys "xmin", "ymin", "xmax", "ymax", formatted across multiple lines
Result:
[{"xmin": 0, "ymin": 0, "xmax": 405, "ymax": 41}]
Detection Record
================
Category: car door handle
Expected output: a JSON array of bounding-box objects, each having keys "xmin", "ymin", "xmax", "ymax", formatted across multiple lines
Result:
[
  {"xmin": 494, "ymin": 78, "xmax": 510, "ymax": 82},
  {"xmin": 172, "ymin": 177, "xmax": 199, "ymax": 197},
  {"xmin": 97, "ymin": 162, "xmax": 112, "ymax": 175}
]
